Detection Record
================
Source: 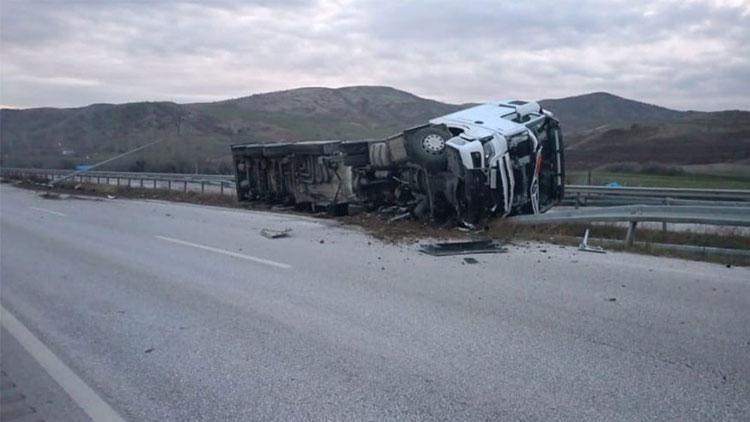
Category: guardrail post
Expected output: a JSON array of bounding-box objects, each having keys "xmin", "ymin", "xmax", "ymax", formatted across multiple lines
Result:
[
  {"xmin": 140, "ymin": 178, "xmax": 144, "ymax": 188},
  {"xmin": 127, "ymin": 177, "xmax": 131, "ymax": 188},
  {"xmin": 201, "ymin": 181, "xmax": 205, "ymax": 194},
  {"xmin": 116, "ymin": 177, "xmax": 120, "ymax": 186},
  {"xmin": 153, "ymin": 180, "xmax": 157, "ymax": 189},
  {"xmin": 625, "ymin": 221, "xmax": 637, "ymax": 247},
  {"xmin": 183, "ymin": 181, "xmax": 187, "ymax": 193},
  {"xmin": 168, "ymin": 180, "xmax": 171, "ymax": 191},
  {"xmin": 220, "ymin": 182, "xmax": 224, "ymax": 196}
]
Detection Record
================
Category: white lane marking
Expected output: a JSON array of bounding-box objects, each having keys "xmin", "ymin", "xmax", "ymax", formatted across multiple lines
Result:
[
  {"xmin": 29, "ymin": 207, "xmax": 67, "ymax": 217},
  {"xmin": 155, "ymin": 235, "xmax": 291, "ymax": 269},
  {"xmin": 0, "ymin": 305, "xmax": 126, "ymax": 422}
]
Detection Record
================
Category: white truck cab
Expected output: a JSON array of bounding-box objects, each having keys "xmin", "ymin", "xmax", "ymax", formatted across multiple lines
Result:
[{"xmin": 422, "ymin": 101, "xmax": 564, "ymax": 222}]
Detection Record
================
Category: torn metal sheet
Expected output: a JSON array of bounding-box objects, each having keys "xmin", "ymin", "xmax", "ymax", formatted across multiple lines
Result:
[
  {"xmin": 260, "ymin": 228, "xmax": 292, "ymax": 239},
  {"xmin": 419, "ymin": 239, "xmax": 507, "ymax": 256}
]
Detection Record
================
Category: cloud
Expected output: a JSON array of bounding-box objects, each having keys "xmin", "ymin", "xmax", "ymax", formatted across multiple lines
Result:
[{"xmin": 0, "ymin": 0, "xmax": 748, "ymax": 110}]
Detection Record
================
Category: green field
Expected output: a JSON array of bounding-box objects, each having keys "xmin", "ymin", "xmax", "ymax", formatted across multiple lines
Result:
[{"xmin": 567, "ymin": 170, "xmax": 750, "ymax": 189}]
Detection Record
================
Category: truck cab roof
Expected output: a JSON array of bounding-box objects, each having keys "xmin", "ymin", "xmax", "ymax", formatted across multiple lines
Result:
[{"xmin": 429, "ymin": 100, "xmax": 545, "ymax": 137}]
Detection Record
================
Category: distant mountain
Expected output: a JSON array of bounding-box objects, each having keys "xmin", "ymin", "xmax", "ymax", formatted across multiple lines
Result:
[
  {"xmin": 0, "ymin": 86, "xmax": 463, "ymax": 172},
  {"xmin": 539, "ymin": 92, "xmax": 688, "ymax": 134},
  {"xmin": 1, "ymin": 86, "xmax": 747, "ymax": 172},
  {"xmin": 540, "ymin": 92, "xmax": 750, "ymax": 169},
  {"xmin": 563, "ymin": 110, "xmax": 750, "ymax": 169},
  {"xmin": 187, "ymin": 86, "xmax": 462, "ymax": 142}
]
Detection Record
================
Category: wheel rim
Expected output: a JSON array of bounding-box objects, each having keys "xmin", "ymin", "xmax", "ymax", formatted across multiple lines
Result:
[{"xmin": 422, "ymin": 134, "xmax": 445, "ymax": 154}]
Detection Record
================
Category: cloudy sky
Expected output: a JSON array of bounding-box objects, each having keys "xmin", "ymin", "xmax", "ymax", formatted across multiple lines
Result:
[{"xmin": 1, "ymin": 0, "xmax": 748, "ymax": 110}]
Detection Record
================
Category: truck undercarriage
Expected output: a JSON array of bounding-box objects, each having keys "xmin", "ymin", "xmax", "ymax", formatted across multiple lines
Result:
[{"xmin": 232, "ymin": 100, "xmax": 565, "ymax": 225}]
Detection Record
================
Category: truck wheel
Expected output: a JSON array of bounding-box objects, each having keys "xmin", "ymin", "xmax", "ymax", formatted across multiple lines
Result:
[{"xmin": 407, "ymin": 126, "xmax": 451, "ymax": 171}]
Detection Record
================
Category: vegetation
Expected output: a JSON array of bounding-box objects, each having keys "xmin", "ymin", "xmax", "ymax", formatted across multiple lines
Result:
[
  {"xmin": 567, "ymin": 170, "xmax": 750, "ymax": 189},
  {"xmin": 3, "ymin": 88, "xmax": 749, "ymax": 176}
]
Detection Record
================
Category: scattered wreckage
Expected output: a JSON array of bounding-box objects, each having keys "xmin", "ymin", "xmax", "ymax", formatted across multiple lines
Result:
[{"xmin": 231, "ymin": 100, "xmax": 565, "ymax": 225}]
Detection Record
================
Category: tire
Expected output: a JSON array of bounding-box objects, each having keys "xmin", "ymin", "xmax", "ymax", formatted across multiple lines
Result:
[{"xmin": 406, "ymin": 126, "xmax": 451, "ymax": 171}]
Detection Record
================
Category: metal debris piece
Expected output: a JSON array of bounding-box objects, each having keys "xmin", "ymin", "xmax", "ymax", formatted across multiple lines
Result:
[
  {"xmin": 463, "ymin": 257, "xmax": 479, "ymax": 264},
  {"xmin": 260, "ymin": 228, "xmax": 292, "ymax": 239},
  {"xmin": 579, "ymin": 229, "xmax": 606, "ymax": 253},
  {"xmin": 419, "ymin": 239, "xmax": 507, "ymax": 256},
  {"xmin": 106, "ymin": 194, "xmax": 117, "ymax": 199},
  {"xmin": 38, "ymin": 191, "xmax": 61, "ymax": 199},
  {"xmin": 387, "ymin": 212, "xmax": 411, "ymax": 223},
  {"xmin": 271, "ymin": 205, "xmax": 295, "ymax": 211}
]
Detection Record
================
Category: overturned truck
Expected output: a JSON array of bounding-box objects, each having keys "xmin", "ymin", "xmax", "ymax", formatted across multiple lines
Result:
[{"xmin": 231, "ymin": 100, "xmax": 565, "ymax": 225}]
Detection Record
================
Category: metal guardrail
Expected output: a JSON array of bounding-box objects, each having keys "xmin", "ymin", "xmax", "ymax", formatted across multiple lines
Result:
[
  {"xmin": 1, "ymin": 167, "xmax": 236, "ymax": 196},
  {"xmin": 5, "ymin": 168, "xmax": 749, "ymax": 201},
  {"xmin": 511, "ymin": 205, "xmax": 750, "ymax": 226},
  {"xmin": 565, "ymin": 184, "xmax": 750, "ymax": 205},
  {"xmin": 5, "ymin": 167, "xmax": 749, "ymax": 248},
  {"xmin": 0, "ymin": 167, "xmax": 233, "ymax": 182},
  {"xmin": 510, "ymin": 205, "xmax": 750, "ymax": 245},
  {"xmin": 4, "ymin": 167, "xmax": 750, "ymax": 212}
]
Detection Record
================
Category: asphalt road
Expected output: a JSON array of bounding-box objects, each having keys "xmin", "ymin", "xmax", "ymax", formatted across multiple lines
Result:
[{"xmin": 1, "ymin": 184, "xmax": 748, "ymax": 421}]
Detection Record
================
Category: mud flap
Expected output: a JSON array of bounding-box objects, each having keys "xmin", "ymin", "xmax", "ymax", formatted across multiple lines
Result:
[{"xmin": 463, "ymin": 169, "xmax": 487, "ymax": 224}]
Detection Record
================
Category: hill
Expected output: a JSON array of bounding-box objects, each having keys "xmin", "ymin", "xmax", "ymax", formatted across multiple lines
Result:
[
  {"xmin": 1, "ymin": 86, "xmax": 747, "ymax": 173},
  {"xmin": 0, "ymin": 86, "xmax": 462, "ymax": 172},
  {"xmin": 541, "ymin": 93, "xmax": 750, "ymax": 169},
  {"xmin": 538, "ymin": 92, "xmax": 688, "ymax": 134}
]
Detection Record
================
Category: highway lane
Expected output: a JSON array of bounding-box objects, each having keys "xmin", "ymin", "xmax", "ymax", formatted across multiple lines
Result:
[{"xmin": 0, "ymin": 184, "xmax": 748, "ymax": 421}]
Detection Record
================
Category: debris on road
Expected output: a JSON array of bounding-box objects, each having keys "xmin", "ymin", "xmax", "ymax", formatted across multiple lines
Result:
[
  {"xmin": 579, "ymin": 229, "xmax": 606, "ymax": 254},
  {"xmin": 387, "ymin": 212, "xmax": 411, "ymax": 223},
  {"xmin": 38, "ymin": 191, "xmax": 61, "ymax": 199},
  {"xmin": 463, "ymin": 257, "xmax": 479, "ymax": 264},
  {"xmin": 419, "ymin": 239, "xmax": 507, "ymax": 256},
  {"xmin": 260, "ymin": 228, "xmax": 291, "ymax": 239},
  {"xmin": 106, "ymin": 194, "xmax": 117, "ymax": 200},
  {"xmin": 271, "ymin": 205, "xmax": 295, "ymax": 211},
  {"xmin": 606, "ymin": 297, "xmax": 617, "ymax": 302}
]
